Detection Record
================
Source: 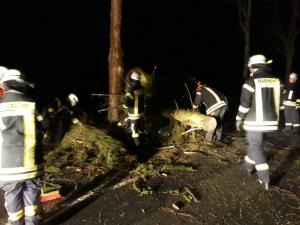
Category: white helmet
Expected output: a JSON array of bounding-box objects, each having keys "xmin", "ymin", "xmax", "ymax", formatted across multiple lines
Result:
[
  {"xmin": 248, "ymin": 54, "xmax": 272, "ymax": 68},
  {"xmin": 0, "ymin": 66, "xmax": 8, "ymax": 81},
  {"xmin": 2, "ymin": 69, "xmax": 25, "ymax": 82},
  {"xmin": 289, "ymin": 72, "xmax": 298, "ymax": 79},
  {"xmin": 130, "ymin": 72, "xmax": 141, "ymax": 81},
  {"xmin": 67, "ymin": 93, "xmax": 79, "ymax": 106}
]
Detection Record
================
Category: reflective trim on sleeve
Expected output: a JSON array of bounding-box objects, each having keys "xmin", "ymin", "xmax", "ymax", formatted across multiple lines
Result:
[
  {"xmin": 243, "ymin": 83, "xmax": 255, "ymax": 92},
  {"xmin": 125, "ymin": 93, "xmax": 134, "ymax": 99},
  {"xmin": 245, "ymin": 155, "xmax": 255, "ymax": 164},
  {"xmin": 132, "ymin": 133, "xmax": 139, "ymax": 138},
  {"xmin": 128, "ymin": 113, "xmax": 143, "ymax": 120},
  {"xmin": 236, "ymin": 115, "xmax": 242, "ymax": 120},
  {"xmin": 36, "ymin": 115, "xmax": 43, "ymax": 122},
  {"xmin": 283, "ymin": 101, "xmax": 296, "ymax": 106},
  {"xmin": 255, "ymin": 163, "xmax": 269, "ymax": 171},
  {"xmin": 238, "ymin": 105, "xmax": 250, "ymax": 113}
]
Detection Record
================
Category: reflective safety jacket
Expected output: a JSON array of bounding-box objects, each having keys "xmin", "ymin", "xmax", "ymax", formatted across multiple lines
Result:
[
  {"xmin": 282, "ymin": 82, "xmax": 299, "ymax": 107},
  {"xmin": 236, "ymin": 68, "xmax": 281, "ymax": 131},
  {"xmin": 124, "ymin": 82, "xmax": 144, "ymax": 120},
  {"xmin": 193, "ymin": 86, "xmax": 227, "ymax": 115},
  {"xmin": 0, "ymin": 81, "xmax": 47, "ymax": 183}
]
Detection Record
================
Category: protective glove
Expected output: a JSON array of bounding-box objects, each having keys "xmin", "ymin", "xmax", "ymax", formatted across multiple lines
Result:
[{"xmin": 236, "ymin": 120, "xmax": 244, "ymax": 131}]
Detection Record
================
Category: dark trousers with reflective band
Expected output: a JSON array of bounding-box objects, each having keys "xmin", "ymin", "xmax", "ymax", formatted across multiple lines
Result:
[
  {"xmin": 245, "ymin": 132, "xmax": 270, "ymax": 184},
  {"xmin": 209, "ymin": 106, "xmax": 227, "ymax": 141},
  {"xmin": 130, "ymin": 118, "xmax": 144, "ymax": 147},
  {"xmin": 1, "ymin": 178, "xmax": 41, "ymax": 225},
  {"xmin": 284, "ymin": 105, "xmax": 300, "ymax": 129}
]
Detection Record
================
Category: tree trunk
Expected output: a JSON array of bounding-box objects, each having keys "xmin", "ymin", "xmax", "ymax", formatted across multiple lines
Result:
[
  {"xmin": 108, "ymin": 0, "xmax": 124, "ymax": 122},
  {"xmin": 243, "ymin": 29, "xmax": 250, "ymax": 79},
  {"xmin": 238, "ymin": 0, "xmax": 252, "ymax": 80},
  {"xmin": 285, "ymin": 49, "xmax": 293, "ymax": 83}
]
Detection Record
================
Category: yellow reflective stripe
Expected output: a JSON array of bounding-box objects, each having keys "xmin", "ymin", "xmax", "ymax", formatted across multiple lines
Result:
[
  {"xmin": 0, "ymin": 170, "xmax": 43, "ymax": 182},
  {"xmin": 245, "ymin": 156, "xmax": 255, "ymax": 164},
  {"xmin": 255, "ymin": 163, "xmax": 269, "ymax": 171},
  {"xmin": 288, "ymin": 91, "xmax": 293, "ymax": 100},
  {"xmin": 8, "ymin": 209, "xmax": 24, "ymax": 221},
  {"xmin": 244, "ymin": 121, "xmax": 278, "ymax": 125},
  {"xmin": 283, "ymin": 101, "xmax": 296, "ymax": 106},
  {"xmin": 24, "ymin": 113, "xmax": 36, "ymax": 168},
  {"xmin": 132, "ymin": 133, "xmax": 139, "ymax": 138},
  {"xmin": 25, "ymin": 205, "xmax": 38, "ymax": 217},
  {"xmin": 205, "ymin": 87, "xmax": 222, "ymax": 102},
  {"xmin": 125, "ymin": 93, "xmax": 133, "ymax": 99},
  {"xmin": 243, "ymin": 125, "xmax": 278, "ymax": 131},
  {"xmin": 243, "ymin": 84, "xmax": 255, "ymax": 92},
  {"xmin": 206, "ymin": 102, "xmax": 226, "ymax": 115},
  {"xmin": 36, "ymin": 115, "xmax": 43, "ymax": 122},
  {"xmin": 128, "ymin": 113, "xmax": 143, "ymax": 120},
  {"xmin": 134, "ymin": 89, "xmax": 144, "ymax": 95},
  {"xmin": 0, "ymin": 102, "xmax": 35, "ymax": 111},
  {"xmin": 48, "ymin": 107, "xmax": 54, "ymax": 113},
  {"xmin": 0, "ymin": 164, "xmax": 43, "ymax": 174}
]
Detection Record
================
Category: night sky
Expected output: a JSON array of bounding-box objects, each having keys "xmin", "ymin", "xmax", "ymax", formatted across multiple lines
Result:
[{"xmin": 0, "ymin": 0, "xmax": 298, "ymax": 112}]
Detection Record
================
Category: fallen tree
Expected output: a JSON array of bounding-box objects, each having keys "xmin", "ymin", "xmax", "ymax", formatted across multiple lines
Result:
[{"xmin": 168, "ymin": 109, "xmax": 217, "ymax": 141}]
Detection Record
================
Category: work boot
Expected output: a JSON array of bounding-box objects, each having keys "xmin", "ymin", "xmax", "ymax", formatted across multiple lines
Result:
[
  {"xmin": 282, "ymin": 126, "xmax": 292, "ymax": 133},
  {"xmin": 258, "ymin": 180, "xmax": 269, "ymax": 191}
]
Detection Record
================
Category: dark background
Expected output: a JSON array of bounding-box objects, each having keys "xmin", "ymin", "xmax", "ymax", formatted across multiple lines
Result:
[{"xmin": 0, "ymin": 0, "xmax": 298, "ymax": 114}]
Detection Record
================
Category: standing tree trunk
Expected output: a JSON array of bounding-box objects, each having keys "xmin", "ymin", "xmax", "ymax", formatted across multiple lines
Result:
[
  {"xmin": 108, "ymin": 0, "xmax": 124, "ymax": 122},
  {"xmin": 238, "ymin": 0, "xmax": 252, "ymax": 80},
  {"xmin": 269, "ymin": 0, "xmax": 300, "ymax": 83}
]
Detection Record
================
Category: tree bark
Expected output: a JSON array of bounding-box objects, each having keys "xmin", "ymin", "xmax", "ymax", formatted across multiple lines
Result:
[
  {"xmin": 108, "ymin": 0, "xmax": 124, "ymax": 122},
  {"xmin": 238, "ymin": 0, "xmax": 252, "ymax": 80}
]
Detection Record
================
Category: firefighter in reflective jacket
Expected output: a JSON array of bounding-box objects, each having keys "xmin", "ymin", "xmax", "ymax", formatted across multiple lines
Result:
[
  {"xmin": 123, "ymin": 71, "xmax": 145, "ymax": 147},
  {"xmin": 282, "ymin": 72, "xmax": 299, "ymax": 132},
  {"xmin": 43, "ymin": 93, "xmax": 80, "ymax": 149},
  {"xmin": 192, "ymin": 82, "xmax": 228, "ymax": 141},
  {"xmin": 0, "ymin": 69, "xmax": 49, "ymax": 225},
  {"xmin": 236, "ymin": 55, "xmax": 281, "ymax": 191}
]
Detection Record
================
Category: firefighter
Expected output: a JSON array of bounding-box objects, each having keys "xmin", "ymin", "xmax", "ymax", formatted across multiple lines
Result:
[
  {"xmin": 192, "ymin": 82, "xmax": 228, "ymax": 141},
  {"xmin": 0, "ymin": 66, "xmax": 8, "ymax": 79},
  {"xmin": 43, "ymin": 93, "xmax": 80, "ymax": 149},
  {"xmin": 0, "ymin": 66, "xmax": 8, "ymax": 96},
  {"xmin": 0, "ymin": 69, "xmax": 49, "ymax": 225},
  {"xmin": 236, "ymin": 54, "xmax": 281, "ymax": 191},
  {"xmin": 123, "ymin": 71, "xmax": 145, "ymax": 148},
  {"xmin": 282, "ymin": 72, "xmax": 299, "ymax": 133}
]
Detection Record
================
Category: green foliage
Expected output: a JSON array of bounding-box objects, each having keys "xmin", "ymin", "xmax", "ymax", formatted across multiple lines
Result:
[
  {"xmin": 44, "ymin": 125, "xmax": 127, "ymax": 169},
  {"xmin": 45, "ymin": 166, "xmax": 61, "ymax": 173}
]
